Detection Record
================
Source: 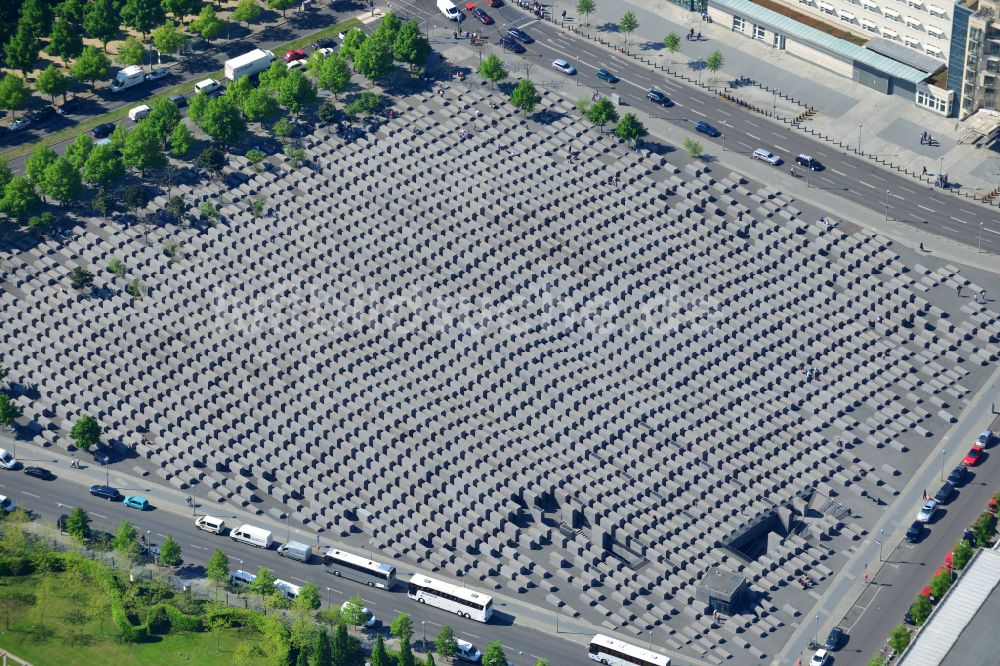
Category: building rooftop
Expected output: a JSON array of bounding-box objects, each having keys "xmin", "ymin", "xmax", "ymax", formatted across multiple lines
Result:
[{"xmin": 866, "ymin": 38, "xmax": 945, "ymax": 74}]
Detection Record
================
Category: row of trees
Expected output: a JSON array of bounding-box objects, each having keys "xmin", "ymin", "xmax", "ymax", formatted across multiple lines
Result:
[{"xmin": 337, "ymin": 14, "xmax": 431, "ymax": 83}]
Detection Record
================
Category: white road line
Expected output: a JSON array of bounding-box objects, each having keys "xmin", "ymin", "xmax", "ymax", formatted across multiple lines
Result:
[
  {"xmin": 689, "ymin": 108, "xmax": 706, "ymax": 117},
  {"xmin": 746, "ymin": 132, "xmax": 760, "ymax": 141},
  {"xmin": 987, "ymin": 227, "xmax": 1000, "ymax": 236},
  {"xmin": 774, "ymin": 145, "xmax": 791, "ymax": 153},
  {"xmin": 821, "ymin": 177, "xmax": 836, "ymax": 185},
  {"xmin": 717, "ymin": 109, "xmax": 731, "ymax": 116},
  {"xmin": 745, "ymin": 120, "xmax": 759, "ymax": 127},
  {"xmin": 951, "ymin": 216, "xmax": 970, "ymax": 224},
  {"xmin": 830, "ymin": 169, "xmax": 847, "ymax": 177},
  {"xmin": 686, "ymin": 96, "xmax": 704, "ymax": 105},
  {"xmin": 531, "ymin": 656, "xmax": 544, "ymax": 662},
  {"xmin": 22, "ymin": 491, "xmax": 39, "ymax": 498},
  {"xmin": 917, "ymin": 205, "xmax": 935, "ymax": 213},
  {"xmin": 737, "ymin": 141, "xmax": 751, "ymax": 150},
  {"xmin": 929, "ymin": 197, "xmax": 944, "ymax": 203},
  {"xmin": 502, "ymin": 645, "xmax": 515, "ymax": 651},
  {"xmin": 462, "ymin": 632, "xmax": 481, "ymax": 639},
  {"xmin": 869, "ymin": 173, "xmax": 886, "ymax": 182},
  {"xmin": 891, "ymin": 193, "xmax": 905, "ymax": 200},
  {"xmin": 156, "ymin": 532, "xmax": 167, "ymax": 538},
  {"xmin": 329, "ymin": 588, "xmax": 342, "ymax": 594},
  {"xmin": 842, "ymin": 162, "xmax": 858, "ymax": 169},
  {"xmin": 941, "ymin": 225, "xmax": 958, "ymax": 233},
  {"xmin": 189, "ymin": 543, "xmax": 207, "ymax": 550},
  {"xmin": 858, "ymin": 181, "xmax": 876, "ymax": 190},
  {"xmin": 900, "ymin": 186, "xmax": 917, "ymax": 194},
  {"xmin": 91, "ymin": 512, "xmax": 107, "ymax": 519},
  {"xmin": 290, "ymin": 576, "xmax": 307, "ymax": 583},
  {"xmin": 913, "ymin": 216, "xmax": 927, "ymax": 223},
  {"xmin": 426, "ymin": 620, "xmax": 443, "ymax": 628},
  {"xmin": 362, "ymin": 598, "xmax": 376, "ymax": 605}
]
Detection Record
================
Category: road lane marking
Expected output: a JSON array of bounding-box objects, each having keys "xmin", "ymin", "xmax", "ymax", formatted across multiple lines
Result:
[
  {"xmin": 951, "ymin": 216, "xmax": 970, "ymax": 224},
  {"xmin": 290, "ymin": 576, "xmax": 307, "ymax": 583},
  {"xmin": 858, "ymin": 181, "xmax": 876, "ymax": 189},
  {"xmin": 689, "ymin": 108, "xmax": 706, "ymax": 116},
  {"xmin": 188, "ymin": 543, "xmax": 207, "ymax": 549},
  {"xmin": 156, "ymin": 532, "xmax": 167, "ymax": 538},
  {"xmin": 941, "ymin": 225, "xmax": 958, "ymax": 233},
  {"xmin": 868, "ymin": 173, "xmax": 886, "ymax": 182},
  {"xmin": 91, "ymin": 512, "xmax": 107, "ymax": 519},
  {"xmin": 918, "ymin": 205, "xmax": 935, "ymax": 212},
  {"xmin": 745, "ymin": 120, "xmax": 759, "ymax": 127},
  {"xmin": 900, "ymin": 186, "xmax": 916, "ymax": 194},
  {"xmin": 774, "ymin": 145, "xmax": 791, "ymax": 153},
  {"xmin": 717, "ymin": 109, "xmax": 732, "ymax": 116},
  {"xmin": 842, "ymin": 162, "xmax": 857, "ymax": 169},
  {"xmin": 830, "ymin": 169, "xmax": 847, "ymax": 177},
  {"xmin": 461, "ymin": 632, "xmax": 481, "ymax": 639},
  {"xmin": 22, "ymin": 492, "xmax": 39, "ymax": 498},
  {"xmin": 737, "ymin": 141, "xmax": 751, "ymax": 149},
  {"xmin": 746, "ymin": 133, "xmax": 760, "ymax": 141}
]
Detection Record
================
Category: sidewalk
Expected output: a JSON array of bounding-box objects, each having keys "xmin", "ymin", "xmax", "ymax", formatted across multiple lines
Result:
[{"xmin": 540, "ymin": 0, "xmax": 1000, "ymax": 203}]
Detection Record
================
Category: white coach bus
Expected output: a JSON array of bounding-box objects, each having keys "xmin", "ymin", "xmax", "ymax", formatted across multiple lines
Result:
[
  {"xmin": 406, "ymin": 574, "xmax": 494, "ymax": 622},
  {"xmin": 588, "ymin": 634, "xmax": 671, "ymax": 666},
  {"xmin": 323, "ymin": 548, "xmax": 397, "ymax": 589}
]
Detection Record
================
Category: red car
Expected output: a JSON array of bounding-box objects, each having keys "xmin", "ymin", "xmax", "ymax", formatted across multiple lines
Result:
[
  {"xmin": 471, "ymin": 7, "xmax": 494, "ymax": 23},
  {"xmin": 962, "ymin": 445, "xmax": 984, "ymax": 466},
  {"xmin": 284, "ymin": 49, "xmax": 306, "ymax": 63}
]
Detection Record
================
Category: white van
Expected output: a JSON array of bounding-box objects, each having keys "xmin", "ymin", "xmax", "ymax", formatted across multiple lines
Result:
[
  {"xmin": 194, "ymin": 78, "xmax": 222, "ymax": 95},
  {"xmin": 456, "ymin": 639, "xmax": 482, "ymax": 662},
  {"xmin": 195, "ymin": 515, "xmax": 226, "ymax": 534},
  {"xmin": 230, "ymin": 524, "xmax": 273, "ymax": 549},
  {"xmin": 275, "ymin": 579, "xmax": 301, "ymax": 600},
  {"xmin": 0, "ymin": 496, "xmax": 15, "ymax": 512},
  {"xmin": 128, "ymin": 104, "xmax": 151, "ymax": 121},
  {"xmin": 230, "ymin": 569, "xmax": 256, "ymax": 587},
  {"xmin": 277, "ymin": 540, "xmax": 312, "ymax": 562},
  {"xmin": 0, "ymin": 449, "xmax": 15, "ymax": 470},
  {"xmin": 437, "ymin": 0, "xmax": 463, "ymax": 20}
]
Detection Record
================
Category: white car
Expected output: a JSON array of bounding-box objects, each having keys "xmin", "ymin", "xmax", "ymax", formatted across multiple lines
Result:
[
  {"xmin": 977, "ymin": 429, "xmax": 993, "ymax": 447},
  {"xmin": 455, "ymin": 639, "xmax": 482, "ymax": 662},
  {"xmin": 753, "ymin": 148, "xmax": 782, "ymax": 165},
  {"xmin": 340, "ymin": 601, "xmax": 376, "ymax": 628},
  {"xmin": 286, "ymin": 59, "xmax": 306, "ymax": 70},
  {"xmin": 145, "ymin": 68, "xmax": 169, "ymax": 82},
  {"xmin": 8, "ymin": 116, "xmax": 31, "ymax": 131},
  {"xmin": 0, "ymin": 448, "xmax": 17, "ymax": 470},
  {"xmin": 810, "ymin": 649, "xmax": 830, "ymax": 666},
  {"xmin": 917, "ymin": 499, "xmax": 939, "ymax": 523},
  {"xmin": 552, "ymin": 59, "xmax": 576, "ymax": 75},
  {"xmin": 316, "ymin": 47, "xmax": 335, "ymax": 58}
]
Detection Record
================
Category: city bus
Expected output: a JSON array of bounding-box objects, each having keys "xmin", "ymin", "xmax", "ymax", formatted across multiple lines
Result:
[
  {"xmin": 406, "ymin": 574, "xmax": 494, "ymax": 622},
  {"xmin": 588, "ymin": 634, "xmax": 671, "ymax": 666},
  {"xmin": 322, "ymin": 548, "xmax": 397, "ymax": 589}
]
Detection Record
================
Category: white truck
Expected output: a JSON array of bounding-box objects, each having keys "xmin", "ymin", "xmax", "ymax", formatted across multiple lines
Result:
[
  {"xmin": 110, "ymin": 65, "xmax": 146, "ymax": 93},
  {"xmin": 224, "ymin": 49, "xmax": 276, "ymax": 81},
  {"xmin": 437, "ymin": 0, "xmax": 463, "ymax": 20}
]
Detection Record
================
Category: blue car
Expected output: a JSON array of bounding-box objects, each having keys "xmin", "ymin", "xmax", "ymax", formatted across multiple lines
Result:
[
  {"xmin": 89, "ymin": 484, "xmax": 122, "ymax": 501},
  {"xmin": 695, "ymin": 121, "xmax": 720, "ymax": 137},
  {"xmin": 595, "ymin": 69, "xmax": 619, "ymax": 83},
  {"xmin": 123, "ymin": 495, "xmax": 149, "ymax": 510}
]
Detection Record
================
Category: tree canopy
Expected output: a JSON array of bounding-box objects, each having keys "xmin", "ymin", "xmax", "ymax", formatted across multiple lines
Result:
[{"xmin": 510, "ymin": 79, "xmax": 539, "ymax": 115}]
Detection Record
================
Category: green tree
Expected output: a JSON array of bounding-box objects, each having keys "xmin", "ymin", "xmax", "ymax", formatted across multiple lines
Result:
[
  {"xmin": 246, "ymin": 149, "xmax": 265, "ymax": 170},
  {"xmin": 888, "ymin": 625, "xmax": 911, "ymax": 653},
  {"xmin": 82, "ymin": 144, "xmax": 125, "ymax": 188},
  {"xmin": 295, "ymin": 581, "xmax": 321, "ymax": 614},
  {"xmin": 0, "ymin": 75, "xmax": 30, "ymax": 121},
  {"xmin": 619, "ymin": 11, "xmax": 638, "ymax": 47},
  {"xmin": 84, "ymin": 0, "xmax": 120, "ymax": 51},
  {"xmin": 370, "ymin": 635, "xmax": 390, "ymax": 666},
  {"xmin": 268, "ymin": 0, "xmax": 296, "ymax": 18},
  {"xmin": 482, "ymin": 641, "xmax": 507, "ymax": 666},
  {"xmin": 340, "ymin": 28, "xmax": 366, "ymax": 62},
  {"xmin": 73, "ymin": 46, "xmax": 111, "ymax": 91},
  {"xmin": 68, "ymin": 266, "xmax": 93, "ymax": 290},
  {"xmin": 146, "ymin": 96, "xmax": 182, "ymax": 145},
  {"xmin": 534, "ymin": 660, "xmax": 549, "ymax": 666},
  {"xmin": 314, "ymin": 52, "xmax": 352, "ymax": 99},
  {"xmin": 19, "ymin": 0, "xmax": 53, "ymax": 38},
  {"xmin": 374, "ymin": 12, "xmax": 402, "ymax": 43},
  {"xmin": 331, "ymin": 622, "xmax": 355, "ymax": 666},
  {"xmin": 123, "ymin": 124, "xmax": 167, "ymax": 176},
  {"xmin": 162, "ymin": 0, "xmax": 201, "ymax": 23},
  {"xmin": 974, "ymin": 511, "xmax": 996, "ymax": 547},
  {"xmin": 867, "ymin": 655, "xmax": 888, "ymax": 666},
  {"xmin": 425, "ymin": 655, "xmax": 436, "ymax": 666},
  {"xmin": 952, "ymin": 539, "xmax": 974, "ymax": 569},
  {"xmin": 109, "ymin": 125, "xmax": 128, "ymax": 152},
  {"xmin": 26, "ymin": 212, "xmax": 55, "ymax": 236},
  {"xmin": 393, "ymin": 20, "xmax": 431, "ymax": 72},
  {"xmin": 390, "ymin": 612, "xmax": 414, "ymax": 644},
  {"xmin": 121, "ymin": 0, "xmax": 164, "ymax": 38},
  {"xmin": 683, "ymin": 137, "xmax": 704, "ymax": 158},
  {"xmin": 69, "ymin": 414, "xmax": 101, "ymax": 449},
  {"xmin": 117, "ymin": 36, "xmax": 144, "ymax": 67},
  {"xmin": 190, "ymin": 5, "xmax": 224, "ymax": 42},
  {"xmin": 125, "ymin": 278, "xmax": 144, "ymax": 299},
  {"xmin": 510, "ymin": 79, "xmax": 539, "ymax": 115},
  {"xmin": 112, "ymin": 520, "xmax": 141, "ymax": 568},
  {"xmin": 258, "ymin": 60, "xmax": 288, "ymax": 93},
  {"xmin": 340, "ymin": 595, "xmax": 367, "ymax": 628},
  {"xmin": 123, "ymin": 184, "xmax": 148, "ymax": 215},
  {"xmin": 706, "ymin": 49, "xmax": 725, "ymax": 82},
  {"xmin": 152, "ymin": 22, "xmax": 185, "ymax": 63},
  {"xmin": 354, "ymin": 33, "xmax": 394, "ymax": 81},
  {"xmin": 158, "ymin": 534, "xmax": 183, "ymax": 566},
  {"xmin": 586, "ymin": 97, "xmax": 619, "ymax": 132},
  {"xmin": 577, "ymin": 0, "xmax": 596, "ymax": 25},
  {"xmin": 232, "ymin": 0, "xmax": 262, "ymax": 28},
  {"xmin": 92, "ymin": 187, "xmax": 114, "ymax": 220},
  {"xmin": 166, "ymin": 195, "xmax": 188, "ymax": 223},
  {"xmin": 435, "ymin": 625, "xmax": 458, "ymax": 659},
  {"xmin": 107, "ymin": 257, "xmax": 126, "ymax": 277},
  {"xmin": 56, "ymin": 0, "xmax": 88, "ymax": 24},
  {"xmin": 0, "ymin": 591, "xmax": 34, "ymax": 631},
  {"xmin": 929, "ymin": 569, "xmax": 954, "ymax": 599},
  {"xmin": 910, "ymin": 594, "xmax": 932, "ymax": 625},
  {"xmin": 0, "ymin": 177, "xmax": 41, "ymax": 221},
  {"xmin": 313, "ymin": 628, "xmax": 333, "ymax": 666},
  {"xmin": 47, "ymin": 19, "xmax": 84, "ymax": 64},
  {"xmin": 169, "ymin": 120, "xmax": 195, "ymax": 157},
  {"xmin": 42, "ymin": 157, "xmax": 83, "ymax": 206},
  {"xmin": 615, "ymin": 112, "xmax": 647, "ymax": 146},
  {"xmin": 478, "ymin": 52, "xmax": 507, "ymax": 89},
  {"xmin": 278, "ymin": 69, "xmax": 317, "ymax": 115},
  {"xmin": 272, "ymin": 116, "xmax": 294, "ymax": 140},
  {"xmin": 5, "ymin": 23, "xmax": 41, "ymax": 77},
  {"xmin": 25, "ymin": 146, "xmax": 58, "ymax": 186},
  {"xmin": 317, "ymin": 101, "xmax": 339, "ymax": 125},
  {"xmin": 242, "ymin": 88, "xmax": 278, "ymax": 129},
  {"xmin": 399, "ymin": 641, "xmax": 416, "ymax": 666},
  {"xmin": 198, "ymin": 95, "xmax": 246, "ymax": 145},
  {"xmin": 664, "ymin": 33, "xmax": 681, "ymax": 63},
  {"xmin": 250, "ymin": 566, "xmax": 277, "ymax": 613},
  {"xmin": 205, "ymin": 548, "xmax": 230, "ymax": 598},
  {"xmin": 226, "ymin": 75, "xmax": 255, "ymax": 111},
  {"xmin": 65, "ymin": 506, "xmax": 91, "ymax": 542},
  {"xmin": 188, "ymin": 90, "xmax": 210, "ymax": 124},
  {"xmin": 36, "ymin": 65, "xmax": 70, "ymax": 105},
  {"xmin": 0, "ymin": 164, "xmax": 10, "ymax": 192},
  {"xmin": 65, "ymin": 134, "xmax": 94, "ymax": 170},
  {"xmin": 198, "ymin": 201, "xmax": 218, "ymax": 223},
  {"xmin": 196, "ymin": 146, "xmax": 226, "ymax": 177},
  {"xmin": 0, "ymin": 395, "xmax": 20, "ymax": 429}
]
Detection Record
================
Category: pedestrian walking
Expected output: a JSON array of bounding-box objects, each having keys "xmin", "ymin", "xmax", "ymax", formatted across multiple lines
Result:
[
  {"xmin": 923, "ymin": 489, "xmax": 927, "ymax": 500},
  {"xmin": 957, "ymin": 285, "xmax": 962, "ymax": 297},
  {"xmin": 919, "ymin": 242, "xmax": 925, "ymax": 252},
  {"xmin": 922, "ymin": 165, "xmax": 927, "ymax": 175}
]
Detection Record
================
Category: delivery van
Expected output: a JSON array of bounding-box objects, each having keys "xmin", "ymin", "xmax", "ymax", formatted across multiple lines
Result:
[
  {"xmin": 230, "ymin": 524, "xmax": 273, "ymax": 549},
  {"xmin": 195, "ymin": 515, "xmax": 226, "ymax": 534}
]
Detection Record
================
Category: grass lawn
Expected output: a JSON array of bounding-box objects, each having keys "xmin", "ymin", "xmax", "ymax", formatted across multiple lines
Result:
[
  {"xmin": 0, "ymin": 575, "xmax": 269, "ymax": 666},
  {"xmin": 0, "ymin": 17, "xmax": 361, "ymax": 164}
]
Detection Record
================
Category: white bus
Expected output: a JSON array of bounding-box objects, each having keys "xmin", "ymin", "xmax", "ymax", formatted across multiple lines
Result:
[
  {"xmin": 323, "ymin": 548, "xmax": 396, "ymax": 589},
  {"xmin": 588, "ymin": 635, "xmax": 670, "ymax": 666},
  {"xmin": 407, "ymin": 575, "xmax": 493, "ymax": 622}
]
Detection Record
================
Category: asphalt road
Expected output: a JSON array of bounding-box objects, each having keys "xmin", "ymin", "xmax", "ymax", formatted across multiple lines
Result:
[
  {"xmin": 398, "ymin": 0, "xmax": 998, "ymax": 251},
  {"xmin": 0, "ymin": 464, "xmax": 595, "ymax": 666}
]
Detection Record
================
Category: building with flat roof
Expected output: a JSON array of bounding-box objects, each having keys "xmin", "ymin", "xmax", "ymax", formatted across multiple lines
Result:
[
  {"xmin": 948, "ymin": 0, "xmax": 1000, "ymax": 118},
  {"xmin": 897, "ymin": 546, "xmax": 1000, "ymax": 666}
]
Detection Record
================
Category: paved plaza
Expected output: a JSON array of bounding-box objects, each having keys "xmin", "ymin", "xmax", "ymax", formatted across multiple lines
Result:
[{"xmin": 2, "ymin": 70, "xmax": 999, "ymax": 664}]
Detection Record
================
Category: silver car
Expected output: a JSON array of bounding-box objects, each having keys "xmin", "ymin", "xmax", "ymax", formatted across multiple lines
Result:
[
  {"xmin": 753, "ymin": 148, "xmax": 781, "ymax": 165},
  {"xmin": 917, "ymin": 499, "xmax": 939, "ymax": 523},
  {"xmin": 552, "ymin": 59, "xmax": 576, "ymax": 75}
]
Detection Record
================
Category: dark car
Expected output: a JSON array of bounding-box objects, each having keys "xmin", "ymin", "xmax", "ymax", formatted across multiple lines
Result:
[
  {"xmin": 934, "ymin": 480, "xmax": 954, "ymax": 504},
  {"xmin": 963, "ymin": 527, "xmax": 976, "ymax": 544},
  {"xmin": 903, "ymin": 610, "xmax": 916, "ymax": 626},
  {"xmin": 472, "ymin": 7, "xmax": 494, "ymax": 23},
  {"xmin": 168, "ymin": 94, "xmax": 187, "ymax": 107},
  {"xmin": 56, "ymin": 97, "xmax": 82, "ymax": 116},
  {"xmin": 91, "ymin": 122, "xmax": 116, "ymax": 139},
  {"xmin": 947, "ymin": 464, "xmax": 967, "ymax": 485},
  {"xmin": 31, "ymin": 106, "xmax": 59, "ymax": 124},
  {"xmin": 311, "ymin": 38, "xmax": 337, "ymax": 49},
  {"xmin": 595, "ymin": 69, "xmax": 619, "ymax": 83},
  {"xmin": 89, "ymin": 484, "xmax": 121, "ymax": 501},
  {"xmin": 488, "ymin": 0, "xmax": 502, "ymax": 6},
  {"xmin": 647, "ymin": 89, "xmax": 672, "ymax": 106},
  {"xmin": 694, "ymin": 120, "xmax": 720, "ymax": 137},
  {"xmin": 795, "ymin": 154, "xmax": 823, "ymax": 171},
  {"xmin": 499, "ymin": 36, "xmax": 525, "ymax": 53},
  {"xmin": 824, "ymin": 626, "xmax": 845, "ymax": 651},
  {"xmin": 23, "ymin": 466, "xmax": 54, "ymax": 480},
  {"xmin": 507, "ymin": 27, "xmax": 533, "ymax": 43},
  {"xmin": 904, "ymin": 520, "xmax": 923, "ymax": 543}
]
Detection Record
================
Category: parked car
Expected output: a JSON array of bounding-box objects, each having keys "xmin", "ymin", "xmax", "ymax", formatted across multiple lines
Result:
[
  {"xmin": 934, "ymin": 481, "xmax": 954, "ymax": 504},
  {"xmin": 168, "ymin": 94, "xmax": 187, "ymax": 107},
  {"xmin": 23, "ymin": 466, "xmax": 53, "ymax": 480},
  {"xmin": 123, "ymin": 495, "xmax": 149, "ymax": 510},
  {"xmin": 89, "ymin": 484, "xmax": 122, "ymax": 501},
  {"xmin": 316, "ymin": 47, "xmax": 336, "ymax": 57},
  {"xmin": 499, "ymin": 36, "xmax": 525, "ymax": 53},
  {"xmin": 753, "ymin": 148, "xmax": 782, "ymax": 165},
  {"xmin": 341, "ymin": 601, "xmax": 377, "ymax": 627},
  {"xmin": 647, "ymin": 89, "xmax": 672, "ymax": 105},
  {"xmin": 286, "ymin": 59, "xmax": 306, "ymax": 70},
  {"xmin": 488, "ymin": 0, "xmax": 502, "ymax": 6},
  {"xmin": 694, "ymin": 120, "xmax": 720, "ymax": 137},
  {"xmin": 824, "ymin": 627, "xmax": 845, "ymax": 651},
  {"xmin": 947, "ymin": 464, "xmax": 967, "ymax": 485},
  {"xmin": 809, "ymin": 649, "xmax": 830, "ymax": 666},
  {"xmin": 145, "ymin": 68, "xmax": 169, "ymax": 82},
  {"xmin": 917, "ymin": 499, "xmax": 939, "ymax": 523},
  {"xmin": 507, "ymin": 27, "xmax": 533, "ymax": 43},
  {"xmin": 31, "ymin": 106, "xmax": 58, "ymax": 124},
  {"xmin": 471, "ymin": 7, "xmax": 493, "ymax": 23},
  {"xmin": 795, "ymin": 154, "xmax": 822, "ymax": 170},
  {"xmin": 977, "ymin": 429, "xmax": 993, "ymax": 447},
  {"xmin": 595, "ymin": 68, "xmax": 618, "ymax": 83},
  {"xmin": 552, "ymin": 59, "xmax": 576, "ymax": 75},
  {"xmin": 56, "ymin": 97, "xmax": 82, "ymax": 116},
  {"xmin": 905, "ymin": 520, "xmax": 923, "ymax": 543},
  {"xmin": 455, "ymin": 640, "xmax": 482, "ymax": 663},
  {"xmin": 194, "ymin": 78, "xmax": 222, "ymax": 95},
  {"xmin": 284, "ymin": 49, "xmax": 307, "ymax": 63},
  {"xmin": 311, "ymin": 38, "xmax": 337, "ymax": 49},
  {"xmin": 963, "ymin": 445, "xmax": 984, "ymax": 466},
  {"xmin": 91, "ymin": 122, "xmax": 116, "ymax": 139},
  {"xmin": 8, "ymin": 116, "xmax": 31, "ymax": 131},
  {"xmin": 0, "ymin": 448, "xmax": 16, "ymax": 470}
]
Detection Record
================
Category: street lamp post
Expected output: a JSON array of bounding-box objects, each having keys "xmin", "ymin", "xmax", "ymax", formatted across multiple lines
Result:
[
  {"xmin": 879, "ymin": 527, "xmax": 885, "ymax": 562},
  {"xmin": 858, "ymin": 123, "xmax": 863, "ymax": 154},
  {"xmin": 885, "ymin": 189, "xmax": 890, "ymax": 221},
  {"xmin": 814, "ymin": 613, "xmax": 820, "ymax": 645},
  {"xmin": 979, "ymin": 222, "xmax": 984, "ymax": 253},
  {"xmin": 326, "ymin": 586, "xmax": 331, "ymax": 607},
  {"xmin": 422, "ymin": 620, "xmax": 427, "ymax": 647},
  {"xmin": 648, "ymin": 628, "xmax": 653, "ymax": 649},
  {"xmin": 941, "ymin": 448, "xmax": 947, "ymax": 481},
  {"xmin": 286, "ymin": 512, "xmax": 290, "ymax": 542},
  {"xmin": 104, "ymin": 458, "xmax": 109, "ymax": 486}
]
